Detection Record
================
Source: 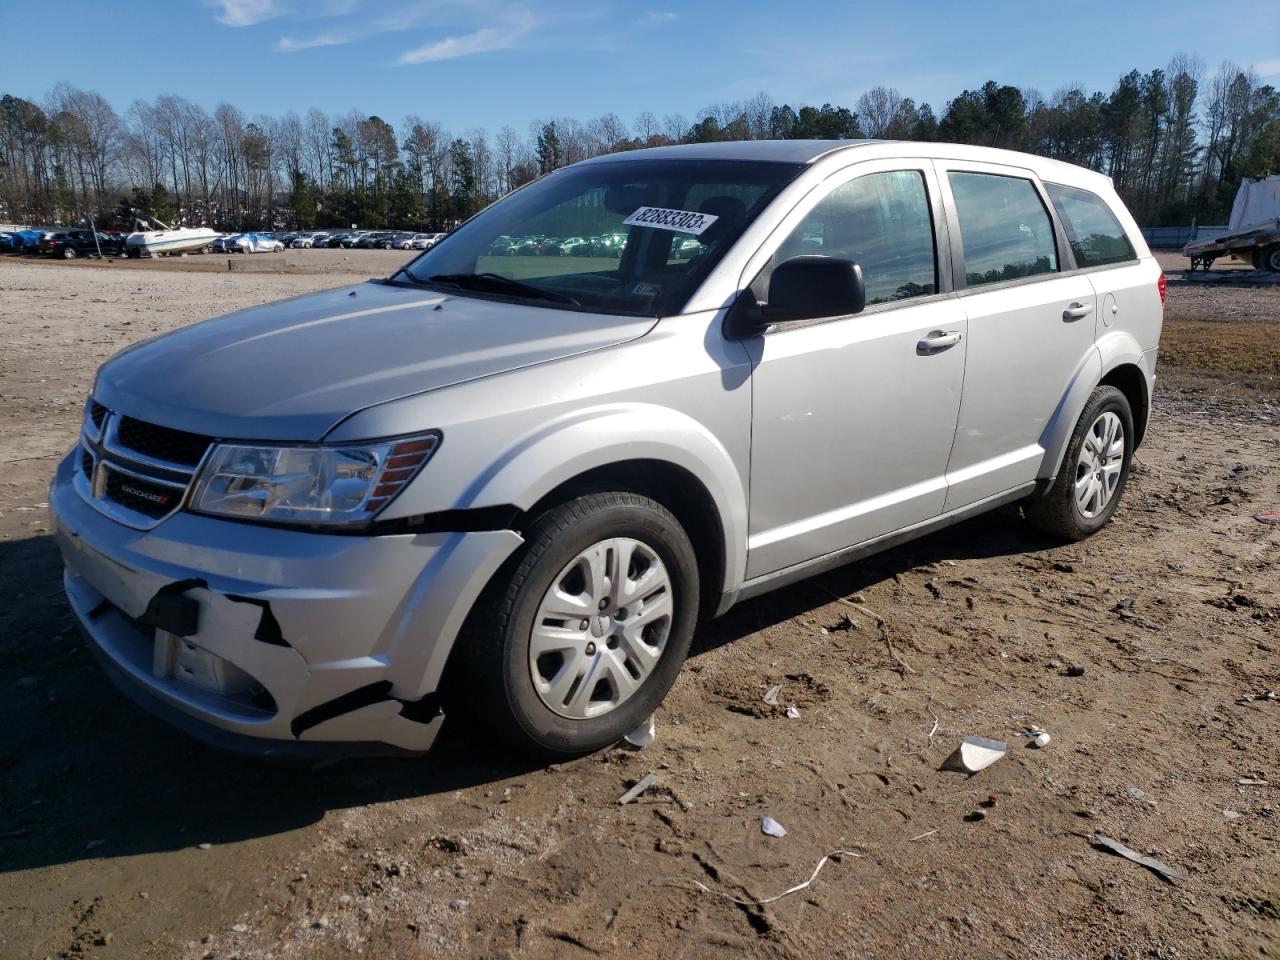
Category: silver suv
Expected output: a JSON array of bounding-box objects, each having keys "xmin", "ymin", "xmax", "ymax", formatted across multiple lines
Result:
[{"xmin": 51, "ymin": 140, "xmax": 1163, "ymax": 758}]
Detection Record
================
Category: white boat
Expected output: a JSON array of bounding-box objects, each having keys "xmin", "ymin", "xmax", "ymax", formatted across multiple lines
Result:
[{"xmin": 125, "ymin": 218, "xmax": 219, "ymax": 257}]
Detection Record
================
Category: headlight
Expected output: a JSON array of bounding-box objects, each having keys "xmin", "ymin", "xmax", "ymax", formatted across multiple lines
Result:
[{"xmin": 191, "ymin": 433, "xmax": 439, "ymax": 526}]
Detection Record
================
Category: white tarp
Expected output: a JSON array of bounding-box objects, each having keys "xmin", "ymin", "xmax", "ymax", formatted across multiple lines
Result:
[{"xmin": 1228, "ymin": 176, "xmax": 1280, "ymax": 232}]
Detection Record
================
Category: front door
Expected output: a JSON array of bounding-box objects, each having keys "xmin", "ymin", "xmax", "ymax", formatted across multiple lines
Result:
[{"xmin": 742, "ymin": 161, "xmax": 966, "ymax": 580}]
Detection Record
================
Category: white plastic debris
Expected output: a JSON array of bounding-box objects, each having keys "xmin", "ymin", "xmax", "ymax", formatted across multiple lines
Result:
[
  {"xmin": 762, "ymin": 685, "xmax": 781, "ymax": 706},
  {"xmin": 1223, "ymin": 809, "xmax": 1242, "ymax": 820},
  {"xmin": 944, "ymin": 736, "xmax": 1007, "ymax": 773},
  {"xmin": 761, "ymin": 816, "xmax": 787, "ymax": 838},
  {"xmin": 785, "ymin": 705, "xmax": 801, "ymax": 719},
  {"xmin": 617, "ymin": 773, "xmax": 657, "ymax": 805},
  {"xmin": 624, "ymin": 715, "xmax": 656, "ymax": 748},
  {"xmin": 1032, "ymin": 732, "xmax": 1052, "ymax": 748}
]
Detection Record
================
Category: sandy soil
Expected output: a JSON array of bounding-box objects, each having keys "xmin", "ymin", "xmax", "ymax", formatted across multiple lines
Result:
[{"xmin": 0, "ymin": 258, "xmax": 1277, "ymax": 960}]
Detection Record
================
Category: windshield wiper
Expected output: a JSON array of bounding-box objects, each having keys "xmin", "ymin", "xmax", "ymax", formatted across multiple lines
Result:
[{"xmin": 422, "ymin": 272, "xmax": 581, "ymax": 306}]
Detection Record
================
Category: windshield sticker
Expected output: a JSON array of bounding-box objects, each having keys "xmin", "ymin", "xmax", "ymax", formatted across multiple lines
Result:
[{"xmin": 623, "ymin": 206, "xmax": 719, "ymax": 236}]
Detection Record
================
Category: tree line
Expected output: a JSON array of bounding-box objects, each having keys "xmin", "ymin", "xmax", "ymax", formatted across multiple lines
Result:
[{"xmin": 1, "ymin": 54, "xmax": 1276, "ymax": 234}]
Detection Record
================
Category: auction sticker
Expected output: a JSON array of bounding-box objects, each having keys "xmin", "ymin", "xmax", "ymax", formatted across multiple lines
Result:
[{"xmin": 623, "ymin": 206, "xmax": 719, "ymax": 236}]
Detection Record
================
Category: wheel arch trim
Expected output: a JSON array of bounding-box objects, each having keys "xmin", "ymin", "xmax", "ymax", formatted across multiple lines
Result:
[{"xmin": 455, "ymin": 403, "xmax": 748, "ymax": 599}]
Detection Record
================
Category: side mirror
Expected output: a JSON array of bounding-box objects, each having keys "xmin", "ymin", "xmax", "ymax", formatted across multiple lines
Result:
[
  {"xmin": 724, "ymin": 256, "xmax": 866, "ymax": 339},
  {"xmin": 766, "ymin": 256, "xmax": 865, "ymax": 322}
]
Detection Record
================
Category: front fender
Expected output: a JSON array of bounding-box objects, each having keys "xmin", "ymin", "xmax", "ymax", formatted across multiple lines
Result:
[{"xmin": 460, "ymin": 403, "xmax": 748, "ymax": 596}]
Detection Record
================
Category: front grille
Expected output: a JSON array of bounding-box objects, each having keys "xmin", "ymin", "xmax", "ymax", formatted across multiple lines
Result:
[
  {"xmin": 77, "ymin": 398, "xmax": 212, "ymax": 530},
  {"xmin": 103, "ymin": 467, "xmax": 181, "ymax": 519},
  {"xmin": 115, "ymin": 416, "xmax": 211, "ymax": 467}
]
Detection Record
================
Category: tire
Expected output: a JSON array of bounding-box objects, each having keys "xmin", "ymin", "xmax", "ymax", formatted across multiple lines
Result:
[
  {"xmin": 457, "ymin": 492, "xmax": 700, "ymax": 759},
  {"xmin": 1025, "ymin": 385, "xmax": 1134, "ymax": 541},
  {"xmin": 1263, "ymin": 245, "xmax": 1280, "ymax": 273},
  {"xmin": 62, "ymin": 246, "xmax": 77, "ymax": 259}
]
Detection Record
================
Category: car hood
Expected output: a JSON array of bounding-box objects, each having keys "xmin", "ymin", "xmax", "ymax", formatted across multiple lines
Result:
[{"xmin": 95, "ymin": 280, "xmax": 656, "ymax": 441}]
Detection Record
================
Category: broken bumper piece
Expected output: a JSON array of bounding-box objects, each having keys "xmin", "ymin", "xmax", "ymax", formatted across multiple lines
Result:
[{"xmin": 49, "ymin": 452, "xmax": 522, "ymax": 756}]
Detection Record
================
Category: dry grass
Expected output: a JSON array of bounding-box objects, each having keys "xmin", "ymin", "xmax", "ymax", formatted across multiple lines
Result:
[{"xmin": 1160, "ymin": 319, "xmax": 1280, "ymax": 378}]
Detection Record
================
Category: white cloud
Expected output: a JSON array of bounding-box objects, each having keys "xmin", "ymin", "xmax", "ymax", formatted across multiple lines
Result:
[
  {"xmin": 397, "ymin": 14, "xmax": 534, "ymax": 64},
  {"xmin": 642, "ymin": 11, "xmax": 677, "ymax": 23},
  {"xmin": 207, "ymin": 0, "xmax": 283, "ymax": 27},
  {"xmin": 276, "ymin": 31, "xmax": 351, "ymax": 51},
  {"xmin": 1254, "ymin": 58, "xmax": 1280, "ymax": 78}
]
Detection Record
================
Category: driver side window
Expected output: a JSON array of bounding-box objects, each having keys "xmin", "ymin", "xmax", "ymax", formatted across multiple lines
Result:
[{"xmin": 764, "ymin": 170, "xmax": 938, "ymax": 307}]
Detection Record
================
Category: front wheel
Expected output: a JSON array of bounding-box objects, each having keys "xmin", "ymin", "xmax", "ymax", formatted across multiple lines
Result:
[
  {"xmin": 62, "ymin": 246, "xmax": 77, "ymax": 259},
  {"xmin": 458, "ymin": 492, "xmax": 700, "ymax": 758},
  {"xmin": 1025, "ymin": 385, "xmax": 1134, "ymax": 541}
]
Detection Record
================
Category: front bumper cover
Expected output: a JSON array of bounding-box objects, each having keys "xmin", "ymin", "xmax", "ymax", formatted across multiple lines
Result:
[{"xmin": 50, "ymin": 451, "xmax": 522, "ymax": 755}]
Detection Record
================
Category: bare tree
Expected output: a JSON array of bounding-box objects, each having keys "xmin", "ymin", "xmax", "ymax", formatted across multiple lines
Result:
[{"xmin": 857, "ymin": 86, "xmax": 904, "ymax": 138}]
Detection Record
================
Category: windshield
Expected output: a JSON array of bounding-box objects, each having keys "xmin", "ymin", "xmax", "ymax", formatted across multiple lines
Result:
[{"xmin": 398, "ymin": 158, "xmax": 802, "ymax": 316}]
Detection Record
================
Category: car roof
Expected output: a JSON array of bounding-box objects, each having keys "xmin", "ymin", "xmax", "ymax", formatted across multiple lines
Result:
[{"xmin": 581, "ymin": 138, "xmax": 1115, "ymax": 190}]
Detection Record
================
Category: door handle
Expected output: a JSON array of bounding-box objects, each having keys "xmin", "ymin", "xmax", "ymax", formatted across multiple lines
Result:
[
  {"xmin": 917, "ymin": 330, "xmax": 962, "ymax": 352},
  {"xmin": 1063, "ymin": 301, "xmax": 1094, "ymax": 321}
]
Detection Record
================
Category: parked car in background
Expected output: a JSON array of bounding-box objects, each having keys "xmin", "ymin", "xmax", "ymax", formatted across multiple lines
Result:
[
  {"xmin": 209, "ymin": 234, "xmax": 235, "ymax": 253},
  {"xmin": 278, "ymin": 232, "xmax": 300, "ymax": 247},
  {"xmin": 0, "ymin": 232, "xmax": 17, "ymax": 252},
  {"xmin": 39, "ymin": 229, "xmax": 124, "ymax": 258},
  {"xmin": 355, "ymin": 232, "xmax": 394, "ymax": 249},
  {"xmin": 395, "ymin": 233, "xmax": 428, "ymax": 250},
  {"xmin": 233, "ymin": 232, "xmax": 286, "ymax": 254},
  {"xmin": 560, "ymin": 236, "xmax": 592, "ymax": 256},
  {"xmin": 485, "ymin": 236, "xmax": 515, "ymax": 256},
  {"xmin": 14, "ymin": 229, "xmax": 53, "ymax": 254},
  {"xmin": 291, "ymin": 233, "xmax": 327, "ymax": 248}
]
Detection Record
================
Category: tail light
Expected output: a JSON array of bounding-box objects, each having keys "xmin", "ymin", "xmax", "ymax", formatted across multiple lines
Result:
[{"xmin": 1157, "ymin": 273, "xmax": 1167, "ymax": 305}]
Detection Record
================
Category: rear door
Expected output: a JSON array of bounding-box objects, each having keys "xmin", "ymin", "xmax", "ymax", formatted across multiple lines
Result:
[{"xmin": 938, "ymin": 163, "xmax": 1097, "ymax": 510}]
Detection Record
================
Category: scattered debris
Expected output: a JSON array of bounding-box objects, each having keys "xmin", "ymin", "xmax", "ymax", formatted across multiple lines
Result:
[
  {"xmin": 450, "ymin": 898, "xmax": 470, "ymax": 912},
  {"xmin": 1048, "ymin": 659, "xmax": 1062, "ymax": 669},
  {"xmin": 1052, "ymin": 561, "xmax": 1075, "ymax": 573},
  {"xmin": 762, "ymin": 684, "xmax": 781, "ymax": 706},
  {"xmin": 943, "ymin": 736, "xmax": 1007, "ymax": 774},
  {"xmin": 964, "ymin": 810, "xmax": 987, "ymax": 822},
  {"xmin": 909, "ymin": 829, "xmax": 939, "ymax": 841},
  {"xmin": 785, "ymin": 705, "xmax": 801, "ymax": 720},
  {"xmin": 1066, "ymin": 664, "xmax": 1087, "ymax": 677},
  {"xmin": 1018, "ymin": 725, "xmax": 1051, "ymax": 748},
  {"xmin": 1237, "ymin": 778, "xmax": 1268, "ymax": 786},
  {"xmin": 1223, "ymin": 809, "xmax": 1243, "ymax": 820},
  {"xmin": 667, "ymin": 849, "xmax": 861, "ymax": 907},
  {"xmin": 761, "ymin": 816, "xmax": 787, "ymax": 838},
  {"xmin": 1113, "ymin": 574, "xmax": 1131, "ymax": 583},
  {"xmin": 1127, "ymin": 787, "xmax": 1147, "ymax": 800},
  {"xmin": 1093, "ymin": 834, "xmax": 1183, "ymax": 882},
  {"xmin": 624, "ymin": 715, "xmax": 656, "ymax": 748},
  {"xmin": 196, "ymin": 843, "xmax": 212, "ymax": 851},
  {"xmin": 1252, "ymin": 511, "xmax": 1278, "ymax": 525},
  {"xmin": 1113, "ymin": 598, "xmax": 1136, "ymax": 613},
  {"xmin": 617, "ymin": 774, "xmax": 657, "ymax": 805},
  {"xmin": 980, "ymin": 794, "xmax": 998, "ymax": 808},
  {"xmin": 1237, "ymin": 690, "xmax": 1279, "ymax": 704}
]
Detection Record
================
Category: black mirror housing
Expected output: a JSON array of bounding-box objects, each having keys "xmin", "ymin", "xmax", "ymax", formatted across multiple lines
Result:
[{"xmin": 765, "ymin": 256, "xmax": 865, "ymax": 323}]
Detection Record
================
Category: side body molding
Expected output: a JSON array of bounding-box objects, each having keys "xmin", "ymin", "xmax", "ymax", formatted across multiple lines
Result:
[{"xmin": 459, "ymin": 402, "xmax": 749, "ymax": 599}]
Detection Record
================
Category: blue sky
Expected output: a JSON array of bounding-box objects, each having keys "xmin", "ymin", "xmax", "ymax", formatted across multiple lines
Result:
[{"xmin": 2, "ymin": 0, "xmax": 1277, "ymax": 132}]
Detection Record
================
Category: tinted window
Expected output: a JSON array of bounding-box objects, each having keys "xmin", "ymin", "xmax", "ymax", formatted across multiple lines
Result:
[
  {"xmin": 770, "ymin": 170, "xmax": 937, "ymax": 306},
  {"xmin": 947, "ymin": 172, "xmax": 1057, "ymax": 288},
  {"xmin": 1044, "ymin": 182, "xmax": 1136, "ymax": 268}
]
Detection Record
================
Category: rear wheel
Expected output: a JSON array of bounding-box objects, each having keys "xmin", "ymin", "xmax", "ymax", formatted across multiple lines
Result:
[
  {"xmin": 458, "ymin": 492, "xmax": 699, "ymax": 758},
  {"xmin": 1025, "ymin": 385, "xmax": 1134, "ymax": 541},
  {"xmin": 1263, "ymin": 245, "xmax": 1280, "ymax": 273},
  {"xmin": 62, "ymin": 246, "xmax": 77, "ymax": 259}
]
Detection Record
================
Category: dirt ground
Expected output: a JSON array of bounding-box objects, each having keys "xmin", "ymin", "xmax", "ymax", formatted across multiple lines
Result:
[{"xmin": 1, "ymin": 253, "xmax": 1277, "ymax": 960}]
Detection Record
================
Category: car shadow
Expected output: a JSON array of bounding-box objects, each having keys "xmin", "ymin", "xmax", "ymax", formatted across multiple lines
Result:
[{"xmin": 0, "ymin": 505, "xmax": 1054, "ymax": 875}]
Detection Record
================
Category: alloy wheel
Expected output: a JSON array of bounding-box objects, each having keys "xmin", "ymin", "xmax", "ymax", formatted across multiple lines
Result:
[{"xmin": 1074, "ymin": 411, "xmax": 1125, "ymax": 519}]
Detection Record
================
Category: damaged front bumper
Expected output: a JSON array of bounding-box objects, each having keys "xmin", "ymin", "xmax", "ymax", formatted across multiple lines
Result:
[{"xmin": 49, "ymin": 452, "xmax": 522, "ymax": 756}]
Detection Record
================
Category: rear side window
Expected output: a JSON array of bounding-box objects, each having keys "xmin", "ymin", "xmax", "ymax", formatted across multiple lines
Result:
[
  {"xmin": 947, "ymin": 171, "xmax": 1057, "ymax": 288},
  {"xmin": 772, "ymin": 170, "xmax": 937, "ymax": 306},
  {"xmin": 1044, "ymin": 182, "xmax": 1136, "ymax": 268}
]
